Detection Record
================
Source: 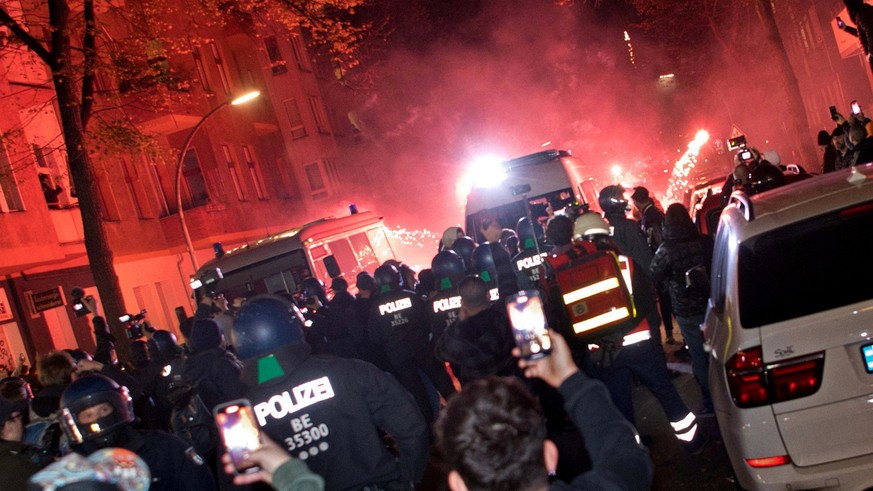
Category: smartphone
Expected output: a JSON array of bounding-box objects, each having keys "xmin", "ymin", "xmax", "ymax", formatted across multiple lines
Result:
[
  {"xmin": 829, "ymin": 105, "xmax": 838, "ymax": 119},
  {"xmin": 506, "ymin": 290, "xmax": 552, "ymax": 360},
  {"xmin": 837, "ymin": 17, "xmax": 846, "ymax": 28},
  {"xmin": 852, "ymin": 101, "xmax": 862, "ymax": 115},
  {"xmin": 739, "ymin": 150, "xmax": 752, "ymax": 161},
  {"xmin": 214, "ymin": 399, "xmax": 262, "ymax": 474}
]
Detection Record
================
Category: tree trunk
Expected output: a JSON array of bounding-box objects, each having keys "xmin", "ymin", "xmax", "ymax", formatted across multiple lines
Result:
[
  {"xmin": 756, "ymin": 0, "xmax": 818, "ymax": 166},
  {"xmin": 50, "ymin": 0, "xmax": 131, "ymax": 362}
]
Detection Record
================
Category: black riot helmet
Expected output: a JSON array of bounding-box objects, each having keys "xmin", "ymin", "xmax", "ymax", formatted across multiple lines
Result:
[
  {"xmin": 450, "ymin": 236, "xmax": 477, "ymax": 274},
  {"xmin": 374, "ymin": 264, "xmax": 403, "ymax": 293},
  {"xmin": 472, "ymin": 242, "xmax": 518, "ymax": 299},
  {"xmin": 516, "ymin": 216, "xmax": 545, "ymax": 251},
  {"xmin": 431, "ymin": 250, "xmax": 466, "ymax": 291},
  {"xmin": 233, "ymin": 294, "xmax": 306, "ymax": 361},
  {"xmin": 747, "ymin": 162, "xmax": 787, "ymax": 194},
  {"xmin": 598, "ymin": 185, "xmax": 629, "ymax": 217},
  {"xmin": 301, "ymin": 277, "xmax": 328, "ymax": 304},
  {"xmin": 60, "ymin": 374, "xmax": 134, "ymax": 447}
]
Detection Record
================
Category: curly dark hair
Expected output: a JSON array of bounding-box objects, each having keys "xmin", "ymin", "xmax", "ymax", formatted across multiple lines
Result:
[{"xmin": 434, "ymin": 376, "xmax": 548, "ymax": 491}]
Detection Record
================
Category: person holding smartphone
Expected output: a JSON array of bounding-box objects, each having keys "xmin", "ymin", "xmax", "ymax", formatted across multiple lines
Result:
[{"xmin": 434, "ymin": 330, "xmax": 652, "ymax": 491}]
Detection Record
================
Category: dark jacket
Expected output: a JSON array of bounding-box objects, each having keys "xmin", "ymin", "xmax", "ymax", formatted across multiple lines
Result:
[
  {"xmin": 242, "ymin": 343, "xmax": 428, "ymax": 491},
  {"xmin": 434, "ymin": 304, "xmax": 519, "ymax": 386},
  {"xmin": 181, "ymin": 348, "xmax": 247, "ymax": 411},
  {"xmin": 368, "ymin": 289, "xmax": 430, "ymax": 367},
  {"xmin": 0, "ymin": 439, "xmax": 51, "ymax": 490},
  {"xmin": 650, "ymin": 217, "xmax": 713, "ymax": 317},
  {"xmin": 548, "ymin": 372, "xmax": 652, "ymax": 490},
  {"xmin": 73, "ymin": 426, "xmax": 216, "ymax": 491}
]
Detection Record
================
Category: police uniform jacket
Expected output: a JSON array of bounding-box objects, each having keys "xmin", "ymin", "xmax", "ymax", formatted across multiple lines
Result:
[
  {"xmin": 367, "ymin": 289, "xmax": 430, "ymax": 367},
  {"xmin": 428, "ymin": 288, "xmax": 462, "ymax": 343},
  {"xmin": 242, "ymin": 343, "xmax": 428, "ymax": 491}
]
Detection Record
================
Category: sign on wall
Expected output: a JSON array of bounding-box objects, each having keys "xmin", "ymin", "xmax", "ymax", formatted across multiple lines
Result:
[
  {"xmin": 29, "ymin": 287, "xmax": 65, "ymax": 313},
  {"xmin": 0, "ymin": 288, "xmax": 12, "ymax": 322}
]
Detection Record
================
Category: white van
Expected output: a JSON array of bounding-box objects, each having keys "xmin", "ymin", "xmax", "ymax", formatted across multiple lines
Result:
[
  {"xmin": 464, "ymin": 149, "xmax": 599, "ymax": 242},
  {"xmin": 190, "ymin": 210, "xmax": 395, "ymax": 301}
]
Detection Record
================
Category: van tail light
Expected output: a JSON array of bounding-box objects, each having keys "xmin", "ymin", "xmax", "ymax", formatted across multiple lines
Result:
[
  {"xmin": 746, "ymin": 455, "xmax": 791, "ymax": 468},
  {"xmin": 726, "ymin": 346, "xmax": 824, "ymax": 408}
]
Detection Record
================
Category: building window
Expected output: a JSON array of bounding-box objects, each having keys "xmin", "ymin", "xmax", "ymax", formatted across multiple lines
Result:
[
  {"xmin": 120, "ymin": 158, "xmax": 147, "ymax": 219},
  {"xmin": 304, "ymin": 161, "xmax": 328, "ymax": 199},
  {"xmin": 289, "ymin": 34, "xmax": 312, "ymax": 72},
  {"xmin": 264, "ymin": 36, "xmax": 287, "ymax": 75},
  {"xmin": 307, "ymin": 95, "xmax": 331, "ymax": 134},
  {"xmin": 95, "ymin": 170, "xmax": 121, "ymax": 221},
  {"xmin": 221, "ymin": 144, "xmax": 246, "ymax": 201},
  {"xmin": 323, "ymin": 158, "xmax": 341, "ymax": 188},
  {"xmin": 147, "ymin": 156, "xmax": 170, "ymax": 217},
  {"xmin": 283, "ymin": 98, "xmax": 308, "ymax": 139},
  {"xmin": 180, "ymin": 149, "xmax": 209, "ymax": 209},
  {"xmin": 274, "ymin": 156, "xmax": 300, "ymax": 200},
  {"xmin": 0, "ymin": 142, "xmax": 23, "ymax": 212},
  {"xmin": 242, "ymin": 145, "xmax": 268, "ymax": 200},
  {"xmin": 193, "ymin": 47, "xmax": 212, "ymax": 92},
  {"xmin": 209, "ymin": 42, "xmax": 232, "ymax": 95}
]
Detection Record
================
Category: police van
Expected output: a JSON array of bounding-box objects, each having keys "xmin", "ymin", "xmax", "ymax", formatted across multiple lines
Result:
[
  {"xmin": 190, "ymin": 210, "xmax": 395, "ymax": 302},
  {"xmin": 464, "ymin": 149, "xmax": 599, "ymax": 242}
]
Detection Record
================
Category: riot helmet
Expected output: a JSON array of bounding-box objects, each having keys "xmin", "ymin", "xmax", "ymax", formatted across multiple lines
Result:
[
  {"xmin": 450, "ymin": 236, "xmax": 477, "ymax": 274},
  {"xmin": 432, "ymin": 250, "xmax": 465, "ymax": 291},
  {"xmin": 748, "ymin": 162, "xmax": 786, "ymax": 194},
  {"xmin": 233, "ymin": 294, "xmax": 306, "ymax": 361},
  {"xmin": 355, "ymin": 271, "xmax": 377, "ymax": 294},
  {"xmin": 598, "ymin": 185, "xmax": 629, "ymax": 217},
  {"xmin": 374, "ymin": 264, "xmax": 402, "ymax": 293},
  {"xmin": 574, "ymin": 212, "xmax": 610, "ymax": 240},
  {"xmin": 60, "ymin": 374, "xmax": 134, "ymax": 447},
  {"xmin": 472, "ymin": 242, "xmax": 499, "ymax": 288},
  {"xmin": 516, "ymin": 217, "xmax": 544, "ymax": 250}
]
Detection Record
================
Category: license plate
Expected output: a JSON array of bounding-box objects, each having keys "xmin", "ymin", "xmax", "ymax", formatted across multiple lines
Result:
[{"xmin": 862, "ymin": 343, "xmax": 873, "ymax": 374}]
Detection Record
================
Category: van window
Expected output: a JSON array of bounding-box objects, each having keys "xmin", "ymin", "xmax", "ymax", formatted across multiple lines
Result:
[
  {"xmin": 327, "ymin": 238, "xmax": 359, "ymax": 277},
  {"xmin": 211, "ymin": 249, "xmax": 310, "ymax": 300},
  {"xmin": 710, "ymin": 223, "xmax": 731, "ymax": 314},
  {"xmin": 367, "ymin": 227, "xmax": 394, "ymax": 263},
  {"xmin": 738, "ymin": 200, "xmax": 873, "ymax": 328},
  {"xmin": 350, "ymin": 232, "xmax": 378, "ymax": 271}
]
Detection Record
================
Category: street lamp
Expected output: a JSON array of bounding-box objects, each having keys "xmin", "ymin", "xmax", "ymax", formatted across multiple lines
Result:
[{"xmin": 175, "ymin": 90, "xmax": 260, "ymax": 273}]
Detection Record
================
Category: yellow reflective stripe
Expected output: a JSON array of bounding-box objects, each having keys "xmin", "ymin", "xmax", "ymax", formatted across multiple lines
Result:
[
  {"xmin": 562, "ymin": 278, "xmax": 620, "ymax": 304},
  {"xmin": 571, "ymin": 307, "xmax": 630, "ymax": 333},
  {"xmin": 622, "ymin": 329, "xmax": 651, "ymax": 346}
]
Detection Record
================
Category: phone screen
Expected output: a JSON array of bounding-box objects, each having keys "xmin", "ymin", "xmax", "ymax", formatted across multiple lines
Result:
[
  {"xmin": 838, "ymin": 18, "xmax": 845, "ymax": 28},
  {"xmin": 506, "ymin": 290, "xmax": 552, "ymax": 360},
  {"xmin": 215, "ymin": 400, "xmax": 262, "ymax": 474},
  {"xmin": 852, "ymin": 101, "xmax": 862, "ymax": 115}
]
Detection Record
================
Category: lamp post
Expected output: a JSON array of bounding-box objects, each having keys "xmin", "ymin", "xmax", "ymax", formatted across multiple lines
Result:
[{"xmin": 175, "ymin": 90, "xmax": 260, "ymax": 273}]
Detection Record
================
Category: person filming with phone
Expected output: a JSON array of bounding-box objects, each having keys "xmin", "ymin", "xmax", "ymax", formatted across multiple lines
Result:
[{"xmin": 433, "ymin": 328, "xmax": 652, "ymax": 491}]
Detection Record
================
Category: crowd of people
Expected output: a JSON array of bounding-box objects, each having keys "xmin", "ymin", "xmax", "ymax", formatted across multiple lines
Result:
[{"xmin": 0, "ymin": 182, "xmax": 734, "ymax": 491}]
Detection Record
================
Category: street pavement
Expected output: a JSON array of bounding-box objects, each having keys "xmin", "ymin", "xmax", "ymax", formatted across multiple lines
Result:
[{"xmin": 640, "ymin": 331, "xmax": 742, "ymax": 490}]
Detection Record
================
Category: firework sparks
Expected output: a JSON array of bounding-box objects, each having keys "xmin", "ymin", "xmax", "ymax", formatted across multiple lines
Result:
[{"xmin": 664, "ymin": 130, "xmax": 710, "ymax": 204}]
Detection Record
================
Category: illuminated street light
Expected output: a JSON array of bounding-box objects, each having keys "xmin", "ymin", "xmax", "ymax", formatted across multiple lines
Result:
[{"xmin": 175, "ymin": 90, "xmax": 260, "ymax": 272}]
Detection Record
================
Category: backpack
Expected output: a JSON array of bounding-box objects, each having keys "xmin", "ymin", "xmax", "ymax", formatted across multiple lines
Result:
[
  {"xmin": 545, "ymin": 242, "xmax": 636, "ymax": 342},
  {"xmin": 166, "ymin": 360, "xmax": 218, "ymax": 458}
]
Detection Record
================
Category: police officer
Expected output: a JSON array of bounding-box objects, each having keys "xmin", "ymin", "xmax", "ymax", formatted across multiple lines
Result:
[
  {"xmin": 429, "ymin": 250, "xmax": 465, "ymax": 343},
  {"xmin": 369, "ymin": 264, "xmax": 456, "ymax": 424},
  {"xmin": 233, "ymin": 295, "xmax": 428, "ymax": 491},
  {"xmin": 450, "ymin": 236, "xmax": 477, "ymax": 275},
  {"xmin": 512, "ymin": 216, "xmax": 552, "ymax": 293},
  {"xmin": 301, "ymin": 277, "xmax": 358, "ymax": 359},
  {"xmin": 471, "ymin": 241, "xmax": 519, "ymax": 301},
  {"xmin": 60, "ymin": 374, "xmax": 215, "ymax": 491},
  {"xmin": 574, "ymin": 213, "xmax": 702, "ymax": 451}
]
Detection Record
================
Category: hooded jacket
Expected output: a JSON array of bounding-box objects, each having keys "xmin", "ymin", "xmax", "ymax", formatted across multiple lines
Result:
[{"xmin": 650, "ymin": 214, "xmax": 713, "ymax": 317}]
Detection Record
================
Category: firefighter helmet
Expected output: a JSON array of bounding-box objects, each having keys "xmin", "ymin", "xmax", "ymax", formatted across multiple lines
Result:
[{"xmin": 574, "ymin": 212, "xmax": 610, "ymax": 239}]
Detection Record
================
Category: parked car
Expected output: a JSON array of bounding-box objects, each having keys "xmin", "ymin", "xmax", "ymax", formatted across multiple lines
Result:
[{"xmin": 703, "ymin": 164, "xmax": 873, "ymax": 490}]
